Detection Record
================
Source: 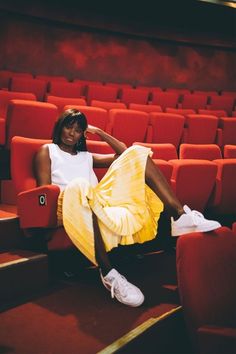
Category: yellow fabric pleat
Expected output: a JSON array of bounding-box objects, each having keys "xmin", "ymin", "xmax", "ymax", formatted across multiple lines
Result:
[{"xmin": 57, "ymin": 145, "xmax": 164, "ymax": 265}]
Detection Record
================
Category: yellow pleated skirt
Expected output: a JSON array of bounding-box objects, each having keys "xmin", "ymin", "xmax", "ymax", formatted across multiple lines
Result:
[{"xmin": 57, "ymin": 145, "xmax": 164, "ymax": 265}]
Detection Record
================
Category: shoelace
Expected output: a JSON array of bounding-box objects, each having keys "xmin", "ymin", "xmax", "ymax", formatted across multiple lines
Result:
[
  {"xmin": 189, "ymin": 210, "xmax": 205, "ymax": 226},
  {"xmin": 109, "ymin": 274, "xmax": 130, "ymax": 299}
]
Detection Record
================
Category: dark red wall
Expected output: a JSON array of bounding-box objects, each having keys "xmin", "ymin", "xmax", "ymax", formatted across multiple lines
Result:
[{"xmin": 0, "ymin": 2, "xmax": 235, "ymax": 90}]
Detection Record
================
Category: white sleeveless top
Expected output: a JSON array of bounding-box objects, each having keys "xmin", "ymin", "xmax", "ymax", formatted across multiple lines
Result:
[{"xmin": 47, "ymin": 143, "xmax": 98, "ymax": 191}]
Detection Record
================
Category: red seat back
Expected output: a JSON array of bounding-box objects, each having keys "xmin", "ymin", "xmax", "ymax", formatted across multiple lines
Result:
[
  {"xmin": 120, "ymin": 88, "xmax": 150, "ymax": 105},
  {"xmin": 11, "ymin": 136, "xmax": 51, "ymax": 194},
  {"xmin": 181, "ymin": 93, "xmax": 208, "ymax": 110},
  {"xmin": 183, "ymin": 114, "xmax": 218, "ymax": 144},
  {"xmin": 10, "ymin": 77, "xmax": 47, "ymax": 101},
  {"xmin": 86, "ymin": 85, "xmax": 118, "ymax": 104},
  {"xmin": 6, "ymin": 100, "xmax": 58, "ymax": 148},
  {"xmin": 209, "ymin": 158, "xmax": 236, "ymax": 214},
  {"xmin": 218, "ymin": 117, "xmax": 236, "ymax": 146},
  {"xmin": 224, "ymin": 144, "xmax": 236, "ymax": 158},
  {"xmin": 179, "ymin": 143, "xmax": 222, "ymax": 160},
  {"xmin": 108, "ymin": 109, "xmax": 149, "ymax": 147},
  {"xmin": 149, "ymin": 112, "xmax": 185, "ymax": 148},
  {"xmin": 133, "ymin": 142, "xmax": 178, "ymax": 160},
  {"xmin": 170, "ymin": 159, "xmax": 217, "ymax": 211},
  {"xmin": 46, "ymin": 95, "xmax": 86, "ymax": 114},
  {"xmin": 49, "ymin": 82, "xmax": 83, "ymax": 98},
  {"xmin": 151, "ymin": 91, "xmax": 179, "ymax": 109},
  {"xmin": 129, "ymin": 103, "xmax": 162, "ymax": 113},
  {"xmin": 0, "ymin": 90, "xmax": 36, "ymax": 118},
  {"xmin": 176, "ymin": 227, "xmax": 236, "ymax": 346}
]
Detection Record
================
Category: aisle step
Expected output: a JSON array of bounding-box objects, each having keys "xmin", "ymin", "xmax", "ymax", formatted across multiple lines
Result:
[
  {"xmin": 0, "ymin": 215, "xmax": 25, "ymax": 250},
  {"xmin": 0, "ymin": 250, "xmax": 49, "ymax": 307}
]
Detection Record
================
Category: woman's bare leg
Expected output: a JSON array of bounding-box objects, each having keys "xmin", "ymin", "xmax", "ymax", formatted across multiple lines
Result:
[
  {"xmin": 145, "ymin": 156, "xmax": 184, "ymax": 219},
  {"xmin": 92, "ymin": 211, "xmax": 112, "ymax": 275}
]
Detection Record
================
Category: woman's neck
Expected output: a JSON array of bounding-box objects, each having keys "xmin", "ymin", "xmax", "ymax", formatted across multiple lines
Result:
[{"xmin": 58, "ymin": 143, "xmax": 77, "ymax": 155}]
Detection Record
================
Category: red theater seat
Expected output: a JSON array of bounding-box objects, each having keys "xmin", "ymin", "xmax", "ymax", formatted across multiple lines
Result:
[
  {"xmin": 129, "ymin": 103, "xmax": 162, "ymax": 113},
  {"xmin": 9, "ymin": 77, "xmax": 48, "ymax": 101},
  {"xmin": 104, "ymin": 82, "xmax": 133, "ymax": 89},
  {"xmin": 176, "ymin": 227, "xmax": 236, "ymax": 354},
  {"xmin": 165, "ymin": 88, "xmax": 191, "ymax": 95},
  {"xmin": 11, "ymin": 72, "xmax": 33, "ymax": 79},
  {"xmin": 169, "ymin": 159, "xmax": 217, "ymax": 212},
  {"xmin": 136, "ymin": 85, "xmax": 162, "ymax": 92},
  {"xmin": 208, "ymin": 96, "xmax": 235, "ymax": 116},
  {"xmin": 181, "ymin": 93, "xmax": 208, "ymax": 110},
  {"xmin": 133, "ymin": 142, "xmax": 178, "ymax": 160},
  {"xmin": 48, "ymin": 82, "xmax": 83, "ymax": 98},
  {"xmin": 148, "ymin": 112, "xmax": 185, "ymax": 148},
  {"xmin": 64, "ymin": 105, "xmax": 108, "ymax": 141},
  {"xmin": 11, "ymin": 136, "xmax": 116, "ymax": 251},
  {"xmin": 119, "ymin": 88, "xmax": 150, "ymax": 105},
  {"xmin": 221, "ymin": 91, "xmax": 236, "ymax": 97},
  {"xmin": 11, "ymin": 136, "xmax": 73, "ymax": 250},
  {"xmin": 151, "ymin": 91, "xmax": 179, "ymax": 110},
  {"xmin": 224, "ymin": 144, "xmax": 236, "ymax": 158},
  {"xmin": 193, "ymin": 90, "xmax": 219, "ymax": 96},
  {"xmin": 91, "ymin": 100, "xmax": 126, "ymax": 110},
  {"xmin": 0, "ymin": 91, "xmax": 37, "ymax": 145},
  {"xmin": 107, "ymin": 109, "xmax": 149, "ymax": 147},
  {"xmin": 46, "ymin": 95, "xmax": 87, "ymax": 114},
  {"xmin": 217, "ymin": 117, "xmax": 236, "ymax": 147},
  {"xmin": 35, "ymin": 75, "xmax": 68, "ymax": 83},
  {"xmin": 182, "ymin": 114, "xmax": 219, "ymax": 144},
  {"xmin": 5, "ymin": 100, "xmax": 58, "ymax": 148},
  {"xmin": 165, "ymin": 107, "xmax": 196, "ymax": 116},
  {"xmin": 86, "ymin": 85, "xmax": 118, "ymax": 104},
  {"xmin": 198, "ymin": 109, "xmax": 227, "ymax": 118},
  {"xmin": 208, "ymin": 158, "xmax": 236, "ymax": 215},
  {"xmin": 179, "ymin": 143, "xmax": 222, "ymax": 160}
]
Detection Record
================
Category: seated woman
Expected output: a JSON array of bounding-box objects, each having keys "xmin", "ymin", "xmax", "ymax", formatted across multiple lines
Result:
[{"xmin": 34, "ymin": 108, "xmax": 221, "ymax": 307}]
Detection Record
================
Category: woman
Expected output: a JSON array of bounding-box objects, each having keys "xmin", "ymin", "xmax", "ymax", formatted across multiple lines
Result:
[{"xmin": 34, "ymin": 108, "xmax": 220, "ymax": 307}]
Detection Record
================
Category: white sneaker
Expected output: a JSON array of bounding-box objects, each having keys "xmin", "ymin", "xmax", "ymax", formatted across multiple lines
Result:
[
  {"xmin": 171, "ymin": 205, "xmax": 221, "ymax": 237},
  {"xmin": 100, "ymin": 268, "xmax": 144, "ymax": 307}
]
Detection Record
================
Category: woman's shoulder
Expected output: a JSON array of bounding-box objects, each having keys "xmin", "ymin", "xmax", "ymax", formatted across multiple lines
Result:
[{"xmin": 37, "ymin": 143, "xmax": 50, "ymax": 157}]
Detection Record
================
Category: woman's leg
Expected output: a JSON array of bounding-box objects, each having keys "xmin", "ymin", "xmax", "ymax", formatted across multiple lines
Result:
[
  {"xmin": 92, "ymin": 211, "xmax": 112, "ymax": 275},
  {"xmin": 92, "ymin": 211, "xmax": 144, "ymax": 307},
  {"xmin": 145, "ymin": 156, "xmax": 184, "ymax": 219}
]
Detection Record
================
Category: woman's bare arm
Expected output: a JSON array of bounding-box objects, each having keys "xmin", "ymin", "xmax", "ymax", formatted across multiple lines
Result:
[
  {"xmin": 87, "ymin": 125, "xmax": 127, "ymax": 168},
  {"xmin": 34, "ymin": 145, "xmax": 51, "ymax": 186}
]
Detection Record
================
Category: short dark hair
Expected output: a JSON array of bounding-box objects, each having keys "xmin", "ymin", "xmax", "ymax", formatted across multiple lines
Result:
[{"xmin": 52, "ymin": 109, "xmax": 88, "ymax": 152}]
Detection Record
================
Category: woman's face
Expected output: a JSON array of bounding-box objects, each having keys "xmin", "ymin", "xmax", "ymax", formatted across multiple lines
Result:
[{"xmin": 60, "ymin": 121, "xmax": 84, "ymax": 147}]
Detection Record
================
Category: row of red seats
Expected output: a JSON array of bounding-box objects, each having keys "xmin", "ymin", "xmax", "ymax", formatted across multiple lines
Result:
[
  {"xmin": 0, "ymin": 71, "xmax": 235, "ymax": 113},
  {"xmin": 10, "ymin": 136, "xmax": 236, "ymax": 251},
  {"xmin": 1, "ymin": 78, "xmax": 235, "ymax": 114},
  {"xmin": 1, "ymin": 100, "xmax": 236, "ymax": 149},
  {"xmin": 2, "ymin": 89, "xmax": 235, "ymax": 121},
  {"xmin": 0, "ymin": 70, "xmax": 235, "ymax": 96}
]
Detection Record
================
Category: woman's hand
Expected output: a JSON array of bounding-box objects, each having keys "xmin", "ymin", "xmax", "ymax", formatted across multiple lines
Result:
[{"xmin": 86, "ymin": 124, "xmax": 101, "ymax": 136}]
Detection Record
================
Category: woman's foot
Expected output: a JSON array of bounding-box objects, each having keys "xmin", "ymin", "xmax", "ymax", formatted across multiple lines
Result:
[
  {"xmin": 100, "ymin": 268, "xmax": 144, "ymax": 307},
  {"xmin": 171, "ymin": 205, "xmax": 221, "ymax": 236}
]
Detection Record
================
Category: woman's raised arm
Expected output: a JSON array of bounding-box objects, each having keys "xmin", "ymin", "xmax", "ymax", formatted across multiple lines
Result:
[{"xmin": 87, "ymin": 125, "xmax": 127, "ymax": 168}]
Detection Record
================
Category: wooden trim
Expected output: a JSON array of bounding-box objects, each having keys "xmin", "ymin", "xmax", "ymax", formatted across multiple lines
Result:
[{"xmin": 98, "ymin": 305, "xmax": 182, "ymax": 354}]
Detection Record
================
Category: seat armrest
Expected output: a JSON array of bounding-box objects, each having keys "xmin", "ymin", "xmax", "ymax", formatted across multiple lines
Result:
[{"xmin": 17, "ymin": 185, "xmax": 60, "ymax": 228}]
